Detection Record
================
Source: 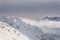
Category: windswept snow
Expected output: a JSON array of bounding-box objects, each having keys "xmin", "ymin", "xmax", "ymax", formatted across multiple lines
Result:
[
  {"xmin": 20, "ymin": 17, "xmax": 60, "ymax": 35},
  {"xmin": 0, "ymin": 16, "xmax": 60, "ymax": 40},
  {"xmin": 20, "ymin": 17, "xmax": 60, "ymax": 28},
  {"xmin": 0, "ymin": 21, "xmax": 30, "ymax": 40},
  {"xmin": 0, "ymin": 37, "xmax": 4, "ymax": 40}
]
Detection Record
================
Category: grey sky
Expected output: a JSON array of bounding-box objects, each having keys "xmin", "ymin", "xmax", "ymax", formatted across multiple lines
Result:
[
  {"xmin": 0, "ymin": 0, "xmax": 58, "ymax": 4},
  {"xmin": 0, "ymin": 0, "xmax": 60, "ymax": 18}
]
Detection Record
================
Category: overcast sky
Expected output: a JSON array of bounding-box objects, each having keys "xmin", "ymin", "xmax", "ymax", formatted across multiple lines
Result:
[{"xmin": 0, "ymin": 0, "xmax": 60, "ymax": 18}]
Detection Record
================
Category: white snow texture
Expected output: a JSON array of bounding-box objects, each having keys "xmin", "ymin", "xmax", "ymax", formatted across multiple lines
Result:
[{"xmin": 0, "ymin": 16, "xmax": 60, "ymax": 40}]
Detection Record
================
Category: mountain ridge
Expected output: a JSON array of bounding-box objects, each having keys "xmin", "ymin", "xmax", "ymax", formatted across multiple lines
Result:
[{"xmin": 0, "ymin": 16, "xmax": 60, "ymax": 40}]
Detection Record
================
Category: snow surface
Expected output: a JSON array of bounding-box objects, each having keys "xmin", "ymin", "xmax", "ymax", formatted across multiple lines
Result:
[
  {"xmin": 20, "ymin": 17, "xmax": 60, "ymax": 35},
  {"xmin": 0, "ymin": 21, "xmax": 30, "ymax": 40},
  {"xmin": 20, "ymin": 17, "xmax": 60, "ymax": 28},
  {"xmin": 0, "ymin": 16, "xmax": 60, "ymax": 40}
]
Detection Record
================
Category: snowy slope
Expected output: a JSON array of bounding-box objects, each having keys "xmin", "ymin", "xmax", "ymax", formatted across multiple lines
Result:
[
  {"xmin": 20, "ymin": 17, "xmax": 60, "ymax": 35},
  {"xmin": 20, "ymin": 17, "xmax": 60, "ymax": 28},
  {"xmin": 0, "ymin": 16, "xmax": 44, "ymax": 40},
  {"xmin": 0, "ymin": 16, "xmax": 60, "ymax": 40},
  {"xmin": 0, "ymin": 21, "xmax": 30, "ymax": 40},
  {"xmin": 20, "ymin": 17, "xmax": 60, "ymax": 36}
]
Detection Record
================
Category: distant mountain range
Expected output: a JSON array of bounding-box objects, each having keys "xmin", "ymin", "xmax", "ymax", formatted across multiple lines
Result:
[{"xmin": 43, "ymin": 16, "xmax": 60, "ymax": 21}]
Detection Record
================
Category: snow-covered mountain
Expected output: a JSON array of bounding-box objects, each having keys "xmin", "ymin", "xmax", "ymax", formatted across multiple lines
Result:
[
  {"xmin": 42, "ymin": 16, "xmax": 60, "ymax": 21},
  {"xmin": 20, "ymin": 17, "xmax": 60, "ymax": 35},
  {"xmin": 0, "ymin": 16, "xmax": 44, "ymax": 40},
  {"xmin": 0, "ymin": 21, "xmax": 30, "ymax": 40},
  {"xmin": 0, "ymin": 16, "xmax": 60, "ymax": 40}
]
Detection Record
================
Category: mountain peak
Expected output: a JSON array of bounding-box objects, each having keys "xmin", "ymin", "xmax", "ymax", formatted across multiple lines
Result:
[{"xmin": 43, "ymin": 16, "xmax": 60, "ymax": 21}]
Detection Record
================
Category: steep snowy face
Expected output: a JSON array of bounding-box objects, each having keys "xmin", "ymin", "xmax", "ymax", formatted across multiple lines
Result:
[
  {"xmin": 0, "ymin": 16, "xmax": 44, "ymax": 40},
  {"xmin": 0, "ymin": 21, "xmax": 30, "ymax": 40},
  {"xmin": 0, "ymin": 16, "xmax": 24, "ymax": 29}
]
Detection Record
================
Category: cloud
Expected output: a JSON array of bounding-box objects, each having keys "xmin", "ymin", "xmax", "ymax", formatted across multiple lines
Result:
[{"xmin": 0, "ymin": 0, "xmax": 60, "ymax": 4}]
